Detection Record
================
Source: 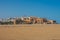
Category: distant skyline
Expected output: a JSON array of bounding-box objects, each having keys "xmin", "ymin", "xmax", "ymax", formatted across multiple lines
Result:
[{"xmin": 0, "ymin": 0, "xmax": 60, "ymax": 23}]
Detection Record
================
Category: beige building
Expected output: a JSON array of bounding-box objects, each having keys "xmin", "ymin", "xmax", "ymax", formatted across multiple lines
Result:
[{"xmin": 0, "ymin": 16, "xmax": 57, "ymax": 25}]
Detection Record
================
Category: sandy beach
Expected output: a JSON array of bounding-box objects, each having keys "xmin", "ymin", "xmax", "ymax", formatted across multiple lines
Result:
[{"xmin": 0, "ymin": 24, "xmax": 60, "ymax": 40}]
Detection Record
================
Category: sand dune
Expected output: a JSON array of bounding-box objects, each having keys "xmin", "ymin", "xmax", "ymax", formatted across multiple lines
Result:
[{"xmin": 0, "ymin": 24, "xmax": 60, "ymax": 40}]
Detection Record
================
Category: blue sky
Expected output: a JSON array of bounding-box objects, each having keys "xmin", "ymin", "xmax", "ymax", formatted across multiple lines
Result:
[{"xmin": 0, "ymin": 0, "xmax": 60, "ymax": 23}]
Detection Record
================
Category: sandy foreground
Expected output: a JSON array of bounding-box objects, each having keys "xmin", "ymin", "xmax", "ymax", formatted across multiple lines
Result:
[{"xmin": 0, "ymin": 24, "xmax": 60, "ymax": 40}]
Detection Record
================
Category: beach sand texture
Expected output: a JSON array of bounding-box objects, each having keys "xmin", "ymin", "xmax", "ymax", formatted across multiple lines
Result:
[{"xmin": 0, "ymin": 24, "xmax": 60, "ymax": 40}]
